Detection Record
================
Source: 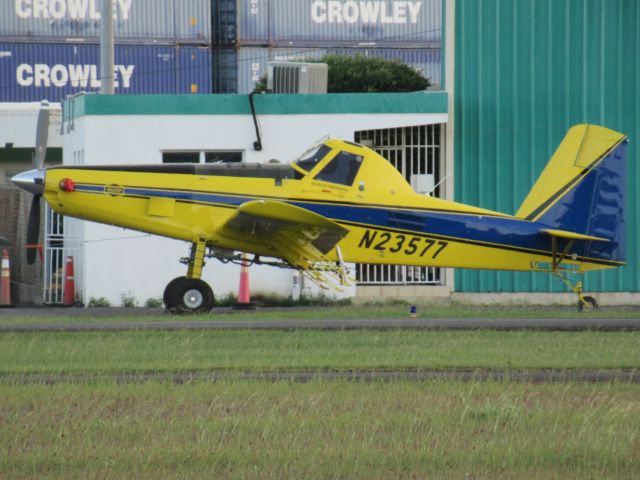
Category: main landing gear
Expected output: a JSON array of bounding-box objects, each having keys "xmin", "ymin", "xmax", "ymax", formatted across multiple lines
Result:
[{"xmin": 164, "ymin": 237, "xmax": 214, "ymax": 314}]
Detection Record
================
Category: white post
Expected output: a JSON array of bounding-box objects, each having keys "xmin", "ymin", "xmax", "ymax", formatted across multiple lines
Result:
[
  {"xmin": 444, "ymin": 0, "xmax": 456, "ymax": 293},
  {"xmin": 100, "ymin": 0, "xmax": 115, "ymax": 94}
]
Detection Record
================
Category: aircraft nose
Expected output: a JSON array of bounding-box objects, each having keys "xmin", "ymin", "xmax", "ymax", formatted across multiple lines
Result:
[{"xmin": 11, "ymin": 169, "xmax": 45, "ymax": 195}]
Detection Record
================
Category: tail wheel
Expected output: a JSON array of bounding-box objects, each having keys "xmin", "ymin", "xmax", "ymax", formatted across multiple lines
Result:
[
  {"xmin": 166, "ymin": 278, "xmax": 214, "ymax": 314},
  {"xmin": 577, "ymin": 295, "xmax": 598, "ymax": 312}
]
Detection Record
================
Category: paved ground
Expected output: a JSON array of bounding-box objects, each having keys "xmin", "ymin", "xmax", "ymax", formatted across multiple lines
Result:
[{"xmin": 0, "ymin": 306, "xmax": 180, "ymax": 317}]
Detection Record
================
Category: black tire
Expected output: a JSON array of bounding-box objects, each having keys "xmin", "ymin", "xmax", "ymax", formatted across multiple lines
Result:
[
  {"xmin": 577, "ymin": 295, "xmax": 598, "ymax": 312},
  {"xmin": 167, "ymin": 278, "xmax": 214, "ymax": 314},
  {"xmin": 163, "ymin": 276, "xmax": 186, "ymax": 311}
]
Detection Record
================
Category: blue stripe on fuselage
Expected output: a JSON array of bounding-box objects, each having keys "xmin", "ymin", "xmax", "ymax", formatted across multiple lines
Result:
[
  {"xmin": 73, "ymin": 184, "xmax": 601, "ymax": 260},
  {"xmin": 126, "ymin": 187, "xmax": 248, "ymax": 207},
  {"xmin": 75, "ymin": 184, "xmax": 248, "ymax": 207},
  {"xmin": 292, "ymin": 201, "xmax": 579, "ymax": 256}
]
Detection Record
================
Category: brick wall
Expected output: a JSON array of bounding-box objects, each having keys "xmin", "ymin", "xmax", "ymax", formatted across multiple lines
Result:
[{"xmin": 0, "ymin": 182, "xmax": 44, "ymax": 305}]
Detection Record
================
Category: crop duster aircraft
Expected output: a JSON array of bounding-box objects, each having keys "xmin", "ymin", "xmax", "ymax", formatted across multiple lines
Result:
[{"xmin": 12, "ymin": 104, "xmax": 628, "ymax": 313}]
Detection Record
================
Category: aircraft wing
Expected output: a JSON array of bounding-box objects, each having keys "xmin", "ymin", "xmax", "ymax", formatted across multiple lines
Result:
[{"xmin": 218, "ymin": 200, "xmax": 349, "ymax": 268}]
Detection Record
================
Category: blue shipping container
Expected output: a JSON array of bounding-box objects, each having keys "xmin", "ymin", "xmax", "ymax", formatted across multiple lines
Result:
[
  {"xmin": 212, "ymin": 48, "xmax": 238, "ymax": 93},
  {"xmin": 1, "ymin": 0, "xmax": 211, "ymax": 45},
  {"xmin": 0, "ymin": 43, "xmax": 212, "ymax": 102},
  {"xmin": 213, "ymin": 0, "xmax": 442, "ymax": 46},
  {"xmin": 214, "ymin": 46, "xmax": 441, "ymax": 94}
]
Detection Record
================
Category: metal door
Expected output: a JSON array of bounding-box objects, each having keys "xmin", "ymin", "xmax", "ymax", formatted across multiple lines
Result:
[{"xmin": 354, "ymin": 124, "xmax": 443, "ymax": 286}]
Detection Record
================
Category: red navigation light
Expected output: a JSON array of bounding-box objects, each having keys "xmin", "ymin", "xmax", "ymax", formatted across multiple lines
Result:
[{"xmin": 59, "ymin": 178, "xmax": 75, "ymax": 192}]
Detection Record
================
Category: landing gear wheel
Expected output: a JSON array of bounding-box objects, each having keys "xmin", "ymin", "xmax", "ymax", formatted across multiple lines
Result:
[
  {"xmin": 163, "ymin": 276, "xmax": 186, "ymax": 311},
  {"xmin": 577, "ymin": 295, "xmax": 598, "ymax": 312},
  {"xmin": 166, "ymin": 278, "xmax": 214, "ymax": 314}
]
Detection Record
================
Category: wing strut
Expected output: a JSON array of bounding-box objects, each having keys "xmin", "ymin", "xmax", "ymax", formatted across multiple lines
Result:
[{"xmin": 550, "ymin": 236, "xmax": 575, "ymax": 272}]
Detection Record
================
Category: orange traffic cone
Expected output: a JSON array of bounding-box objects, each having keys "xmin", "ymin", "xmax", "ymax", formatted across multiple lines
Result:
[
  {"xmin": 233, "ymin": 253, "xmax": 255, "ymax": 310},
  {"xmin": 62, "ymin": 256, "xmax": 75, "ymax": 306},
  {"xmin": 0, "ymin": 249, "xmax": 12, "ymax": 307}
]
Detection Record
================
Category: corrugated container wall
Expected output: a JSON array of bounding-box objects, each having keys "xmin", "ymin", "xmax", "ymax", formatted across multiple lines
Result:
[
  {"xmin": 215, "ymin": 46, "xmax": 441, "ymax": 93},
  {"xmin": 1, "ymin": 0, "xmax": 211, "ymax": 45},
  {"xmin": 212, "ymin": 0, "xmax": 442, "ymax": 46},
  {"xmin": 454, "ymin": 0, "xmax": 640, "ymax": 293},
  {"xmin": 0, "ymin": 43, "xmax": 212, "ymax": 102}
]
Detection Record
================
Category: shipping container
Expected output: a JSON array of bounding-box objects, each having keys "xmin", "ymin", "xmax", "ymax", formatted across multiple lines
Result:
[
  {"xmin": 212, "ymin": 0, "xmax": 240, "ymax": 46},
  {"xmin": 1, "ymin": 0, "xmax": 210, "ymax": 45},
  {"xmin": 0, "ymin": 43, "xmax": 212, "ymax": 102},
  {"xmin": 212, "ymin": 48, "xmax": 238, "ymax": 93},
  {"xmin": 213, "ymin": 46, "xmax": 440, "ymax": 94},
  {"xmin": 212, "ymin": 0, "xmax": 442, "ymax": 47}
]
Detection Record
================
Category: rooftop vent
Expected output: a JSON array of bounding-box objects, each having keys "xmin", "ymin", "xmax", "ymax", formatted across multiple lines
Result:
[{"xmin": 267, "ymin": 62, "xmax": 328, "ymax": 94}]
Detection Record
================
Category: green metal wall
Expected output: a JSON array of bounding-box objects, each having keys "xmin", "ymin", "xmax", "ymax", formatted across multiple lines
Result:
[{"xmin": 454, "ymin": 0, "xmax": 640, "ymax": 293}]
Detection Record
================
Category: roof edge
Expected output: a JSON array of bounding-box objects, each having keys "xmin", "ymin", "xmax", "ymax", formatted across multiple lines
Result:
[{"xmin": 63, "ymin": 92, "xmax": 448, "ymax": 118}]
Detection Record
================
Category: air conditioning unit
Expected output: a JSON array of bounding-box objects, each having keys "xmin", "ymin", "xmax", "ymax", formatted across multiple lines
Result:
[
  {"xmin": 411, "ymin": 173, "xmax": 436, "ymax": 196},
  {"xmin": 267, "ymin": 62, "xmax": 328, "ymax": 94}
]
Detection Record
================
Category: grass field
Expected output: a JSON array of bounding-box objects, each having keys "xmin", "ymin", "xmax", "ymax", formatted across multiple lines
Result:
[
  {"xmin": 2, "ymin": 381, "xmax": 639, "ymax": 479},
  {"xmin": 1, "ymin": 313, "xmax": 639, "ymax": 478},
  {"xmin": 0, "ymin": 330, "xmax": 639, "ymax": 374}
]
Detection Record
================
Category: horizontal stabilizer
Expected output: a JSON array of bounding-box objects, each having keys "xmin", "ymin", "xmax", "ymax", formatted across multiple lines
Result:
[{"xmin": 540, "ymin": 229, "xmax": 609, "ymax": 243}]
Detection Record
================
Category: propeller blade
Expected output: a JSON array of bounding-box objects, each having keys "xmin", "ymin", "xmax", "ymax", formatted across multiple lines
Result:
[
  {"xmin": 33, "ymin": 100, "xmax": 50, "ymax": 170},
  {"xmin": 26, "ymin": 195, "xmax": 41, "ymax": 265}
]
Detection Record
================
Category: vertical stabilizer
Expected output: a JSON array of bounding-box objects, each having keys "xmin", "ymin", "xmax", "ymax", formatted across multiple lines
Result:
[{"xmin": 517, "ymin": 124, "xmax": 628, "ymax": 263}]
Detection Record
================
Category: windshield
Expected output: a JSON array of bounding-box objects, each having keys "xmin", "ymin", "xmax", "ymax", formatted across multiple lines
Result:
[
  {"xmin": 314, "ymin": 151, "xmax": 363, "ymax": 186},
  {"xmin": 292, "ymin": 143, "xmax": 332, "ymax": 173}
]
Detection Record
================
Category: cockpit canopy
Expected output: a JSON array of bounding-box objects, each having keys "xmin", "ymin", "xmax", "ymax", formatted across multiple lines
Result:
[
  {"xmin": 290, "ymin": 139, "xmax": 414, "ymax": 195},
  {"xmin": 291, "ymin": 140, "xmax": 364, "ymax": 187}
]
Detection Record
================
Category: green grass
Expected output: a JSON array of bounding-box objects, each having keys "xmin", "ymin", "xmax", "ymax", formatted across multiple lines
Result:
[
  {"xmin": 1, "ymin": 330, "xmax": 639, "ymax": 374},
  {"xmin": 1, "ymin": 381, "xmax": 639, "ymax": 479},
  {"xmin": 1, "ymin": 303, "xmax": 640, "ymax": 326},
  {"xmin": 2, "ymin": 315, "xmax": 639, "ymax": 478}
]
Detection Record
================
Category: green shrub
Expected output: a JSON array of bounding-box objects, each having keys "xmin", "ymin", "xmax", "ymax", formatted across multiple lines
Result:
[
  {"xmin": 297, "ymin": 292, "xmax": 352, "ymax": 307},
  {"xmin": 121, "ymin": 292, "xmax": 137, "ymax": 308},
  {"xmin": 215, "ymin": 291, "xmax": 352, "ymax": 307},
  {"xmin": 87, "ymin": 296, "xmax": 111, "ymax": 308},
  {"xmin": 254, "ymin": 53, "xmax": 430, "ymax": 93},
  {"xmin": 214, "ymin": 293, "xmax": 237, "ymax": 307},
  {"xmin": 144, "ymin": 297, "xmax": 163, "ymax": 308}
]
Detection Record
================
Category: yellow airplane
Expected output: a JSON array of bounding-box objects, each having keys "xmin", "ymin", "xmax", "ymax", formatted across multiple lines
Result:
[{"xmin": 12, "ymin": 114, "xmax": 628, "ymax": 313}]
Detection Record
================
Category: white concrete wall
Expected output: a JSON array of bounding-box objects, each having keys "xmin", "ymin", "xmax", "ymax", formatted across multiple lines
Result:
[
  {"xmin": 0, "ymin": 102, "xmax": 62, "ymax": 148},
  {"xmin": 77, "ymin": 112, "xmax": 446, "ymax": 165},
  {"xmin": 63, "ymin": 110, "xmax": 446, "ymax": 306}
]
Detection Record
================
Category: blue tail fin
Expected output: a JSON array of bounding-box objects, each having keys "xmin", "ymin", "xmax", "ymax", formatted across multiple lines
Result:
[{"xmin": 517, "ymin": 125, "xmax": 628, "ymax": 263}]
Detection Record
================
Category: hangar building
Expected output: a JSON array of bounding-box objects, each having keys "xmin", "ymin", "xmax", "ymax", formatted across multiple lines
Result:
[{"xmin": 453, "ymin": 0, "xmax": 640, "ymax": 303}]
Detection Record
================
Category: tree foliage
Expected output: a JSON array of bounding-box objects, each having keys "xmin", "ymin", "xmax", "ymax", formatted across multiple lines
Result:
[{"xmin": 253, "ymin": 54, "xmax": 431, "ymax": 93}]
